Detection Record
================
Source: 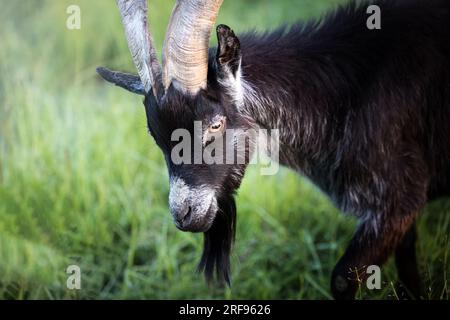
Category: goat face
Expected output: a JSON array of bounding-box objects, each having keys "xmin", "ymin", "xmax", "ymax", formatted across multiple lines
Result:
[
  {"xmin": 98, "ymin": 23, "xmax": 247, "ymax": 233},
  {"xmin": 98, "ymin": 0, "xmax": 242, "ymax": 282},
  {"xmin": 144, "ymin": 29, "xmax": 249, "ymax": 233},
  {"xmin": 143, "ymin": 26, "xmax": 247, "ymax": 282}
]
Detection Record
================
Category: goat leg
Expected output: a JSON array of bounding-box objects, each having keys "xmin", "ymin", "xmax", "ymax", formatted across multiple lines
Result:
[
  {"xmin": 395, "ymin": 222, "xmax": 422, "ymax": 299},
  {"xmin": 331, "ymin": 213, "xmax": 418, "ymax": 300}
]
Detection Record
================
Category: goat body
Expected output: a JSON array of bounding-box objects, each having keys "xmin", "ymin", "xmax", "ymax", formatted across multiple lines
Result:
[
  {"xmin": 99, "ymin": 0, "xmax": 450, "ymax": 299},
  {"xmin": 228, "ymin": 0, "xmax": 450, "ymax": 298}
]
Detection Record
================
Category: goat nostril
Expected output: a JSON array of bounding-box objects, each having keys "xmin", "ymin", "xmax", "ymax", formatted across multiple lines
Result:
[
  {"xmin": 175, "ymin": 206, "xmax": 192, "ymax": 227},
  {"xmin": 182, "ymin": 206, "xmax": 192, "ymax": 223}
]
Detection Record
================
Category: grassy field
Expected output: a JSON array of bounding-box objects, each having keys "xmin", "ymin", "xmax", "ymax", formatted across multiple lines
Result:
[{"xmin": 0, "ymin": 0, "xmax": 448, "ymax": 300}]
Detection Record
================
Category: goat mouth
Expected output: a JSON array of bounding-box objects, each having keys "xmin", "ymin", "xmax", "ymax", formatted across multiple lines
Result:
[
  {"xmin": 200, "ymin": 200, "xmax": 217, "ymax": 232},
  {"xmin": 194, "ymin": 200, "xmax": 217, "ymax": 233},
  {"xmin": 191, "ymin": 201, "xmax": 214, "ymax": 233}
]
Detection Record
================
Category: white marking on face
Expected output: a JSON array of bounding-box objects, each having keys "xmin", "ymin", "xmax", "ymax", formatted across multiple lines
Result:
[
  {"xmin": 218, "ymin": 64, "xmax": 245, "ymax": 110},
  {"xmin": 169, "ymin": 177, "xmax": 218, "ymax": 225}
]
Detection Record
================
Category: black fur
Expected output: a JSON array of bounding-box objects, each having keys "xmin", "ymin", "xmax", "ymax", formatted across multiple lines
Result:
[
  {"xmin": 197, "ymin": 195, "xmax": 236, "ymax": 285},
  {"xmin": 222, "ymin": 0, "xmax": 449, "ymax": 299},
  {"xmin": 98, "ymin": 0, "xmax": 450, "ymax": 299}
]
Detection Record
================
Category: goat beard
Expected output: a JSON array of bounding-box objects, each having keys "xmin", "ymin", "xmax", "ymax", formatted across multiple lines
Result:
[{"xmin": 197, "ymin": 195, "xmax": 236, "ymax": 286}]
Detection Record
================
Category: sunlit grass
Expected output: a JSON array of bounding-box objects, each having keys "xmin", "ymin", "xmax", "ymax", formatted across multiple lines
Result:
[{"xmin": 0, "ymin": 0, "xmax": 448, "ymax": 299}]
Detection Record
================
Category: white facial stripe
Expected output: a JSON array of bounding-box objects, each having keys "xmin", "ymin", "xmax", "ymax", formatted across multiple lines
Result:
[{"xmin": 169, "ymin": 177, "xmax": 218, "ymax": 222}]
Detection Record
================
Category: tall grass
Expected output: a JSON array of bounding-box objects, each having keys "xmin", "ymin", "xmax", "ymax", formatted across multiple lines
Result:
[{"xmin": 0, "ymin": 0, "xmax": 448, "ymax": 299}]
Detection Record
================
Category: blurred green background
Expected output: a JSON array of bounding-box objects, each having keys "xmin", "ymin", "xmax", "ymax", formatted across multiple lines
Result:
[{"xmin": 0, "ymin": 0, "xmax": 448, "ymax": 300}]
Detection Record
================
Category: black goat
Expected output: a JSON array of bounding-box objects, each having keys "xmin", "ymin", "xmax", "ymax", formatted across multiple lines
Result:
[{"xmin": 98, "ymin": 0, "xmax": 450, "ymax": 299}]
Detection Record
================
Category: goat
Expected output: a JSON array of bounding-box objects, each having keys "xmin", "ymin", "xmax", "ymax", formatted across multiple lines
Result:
[{"xmin": 97, "ymin": 0, "xmax": 450, "ymax": 299}]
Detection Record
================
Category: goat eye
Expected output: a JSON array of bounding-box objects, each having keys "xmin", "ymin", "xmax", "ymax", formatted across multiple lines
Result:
[{"xmin": 209, "ymin": 119, "xmax": 224, "ymax": 133}]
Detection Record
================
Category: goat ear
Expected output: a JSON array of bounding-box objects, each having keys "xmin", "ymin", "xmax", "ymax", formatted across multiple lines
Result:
[
  {"xmin": 216, "ymin": 25, "xmax": 241, "ymax": 78},
  {"xmin": 96, "ymin": 67, "xmax": 146, "ymax": 95}
]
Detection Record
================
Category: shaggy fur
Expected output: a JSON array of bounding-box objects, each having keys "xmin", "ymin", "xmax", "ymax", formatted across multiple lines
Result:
[
  {"xmin": 99, "ymin": 0, "xmax": 450, "ymax": 299},
  {"xmin": 217, "ymin": 0, "xmax": 449, "ymax": 299}
]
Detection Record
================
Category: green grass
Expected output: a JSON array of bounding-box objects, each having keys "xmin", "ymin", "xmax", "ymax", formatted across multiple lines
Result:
[{"xmin": 0, "ymin": 0, "xmax": 448, "ymax": 300}]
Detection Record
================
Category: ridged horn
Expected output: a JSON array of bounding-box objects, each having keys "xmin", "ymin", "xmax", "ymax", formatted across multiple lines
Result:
[
  {"xmin": 162, "ymin": 0, "xmax": 224, "ymax": 95},
  {"xmin": 116, "ymin": 0, "xmax": 162, "ymax": 97}
]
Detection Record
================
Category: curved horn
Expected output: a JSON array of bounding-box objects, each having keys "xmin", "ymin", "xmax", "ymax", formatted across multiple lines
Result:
[
  {"xmin": 116, "ymin": 0, "xmax": 162, "ymax": 97},
  {"xmin": 163, "ymin": 0, "xmax": 224, "ymax": 95}
]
